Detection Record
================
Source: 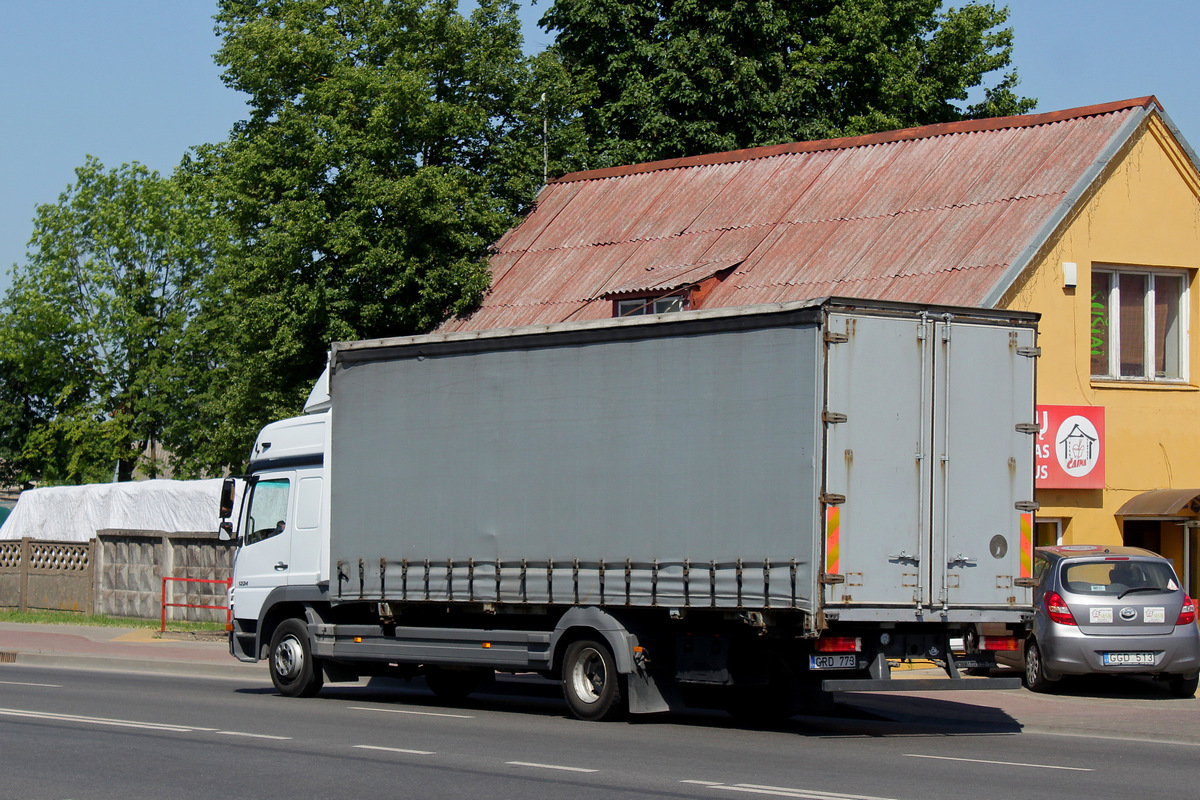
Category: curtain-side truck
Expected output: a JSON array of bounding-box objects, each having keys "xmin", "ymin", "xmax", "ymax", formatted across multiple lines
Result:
[{"xmin": 221, "ymin": 298, "xmax": 1038, "ymax": 720}]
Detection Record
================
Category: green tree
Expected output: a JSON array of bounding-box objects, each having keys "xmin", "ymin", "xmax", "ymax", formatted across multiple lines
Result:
[
  {"xmin": 0, "ymin": 157, "xmax": 214, "ymax": 484},
  {"xmin": 179, "ymin": 0, "xmax": 552, "ymax": 471},
  {"xmin": 542, "ymin": 0, "xmax": 1037, "ymax": 166}
]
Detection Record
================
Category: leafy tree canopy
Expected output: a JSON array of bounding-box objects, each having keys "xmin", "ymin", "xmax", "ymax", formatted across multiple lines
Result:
[
  {"xmin": 173, "ymin": 0, "xmax": 556, "ymax": 471},
  {"xmin": 0, "ymin": 158, "xmax": 213, "ymax": 484},
  {"xmin": 542, "ymin": 0, "xmax": 1037, "ymax": 167}
]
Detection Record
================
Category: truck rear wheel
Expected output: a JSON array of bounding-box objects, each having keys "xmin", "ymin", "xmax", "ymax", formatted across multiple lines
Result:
[
  {"xmin": 562, "ymin": 639, "xmax": 624, "ymax": 721},
  {"xmin": 269, "ymin": 618, "xmax": 324, "ymax": 698}
]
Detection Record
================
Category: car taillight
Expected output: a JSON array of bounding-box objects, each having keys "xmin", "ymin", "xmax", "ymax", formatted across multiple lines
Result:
[
  {"xmin": 1044, "ymin": 591, "xmax": 1077, "ymax": 626},
  {"xmin": 979, "ymin": 636, "xmax": 1020, "ymax": 651},
  {"xmin": 1178, "ymin": 594, "xmax": 1197, "ymax": 626},
  {"xmin": 815, "ymin": 636, "xmax": 862, "ymax": 653}
]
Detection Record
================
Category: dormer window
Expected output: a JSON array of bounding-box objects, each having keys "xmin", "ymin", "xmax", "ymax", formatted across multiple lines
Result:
[
  {"xmin": 615, "ymin": 295, "xmax": 686, "ymax": 316},
  {"xmin": 603, "ymin": 260, "xmax": 741, "ymax": 319}
]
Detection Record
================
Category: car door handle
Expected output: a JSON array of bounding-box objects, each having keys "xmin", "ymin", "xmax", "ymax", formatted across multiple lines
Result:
[{"xmin": 274, "ymin": 561, "xmax": 288, "ymax": 571}]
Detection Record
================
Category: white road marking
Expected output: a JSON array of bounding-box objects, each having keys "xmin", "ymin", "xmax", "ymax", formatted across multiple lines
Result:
[
  {"xmin": 0, "ymin": 707, "xmax": 274, "ymax": 740},
  {"xmin": 0, "ymin": 680, "xmax": 62, "ymax": 687},
  {"xmin": 905, "ymin": 753, "xmax": 1091, "ymax": 772},
  {"xmin": 0, "ymin": 707, "xmax": 198, "ymax": 733},
  {"xmin": 349, "ymin": 705, "xmax": 474, "ymax": 719},
  {"xmin": 216, "ymin": 731, "xmax": 293, "ymax": 740},
  {"xmin": 354, "ymin": 744, "xmax": 436, "ymax": 755},
  {"xmin": 507, "ymin": 761, "xmax": 599, "ymax": 773},
  {"xmin": 686, "ymin": 783, "xmax": 900, "ymax": 800}
]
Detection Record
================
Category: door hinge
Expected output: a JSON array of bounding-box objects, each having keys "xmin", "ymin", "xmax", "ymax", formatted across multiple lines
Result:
[
  {"xmin": 1015, "ymin": 423, "xmax": 1040, "ymax": 434},
  {"xmin": 820, "ymin": 492, "xmax": 846, "ymax": 505},
  {"xmin": 819, "ymin": 573, "xmax": 846, "ymax": 585},
  {"xmin": 822, "ymin": 410, "xmax": 848, "ymax": 424},
  {"xmin": 824, "ymin": 330, "xmax": 849, "ymax": 344},
  {"xmin": 1017, "ymin": 346, "xmax": 1041, "ymax": 357},
  {"xmin": 1015, "ymin": 500, "xmax": 1040, "ymax": 512}
]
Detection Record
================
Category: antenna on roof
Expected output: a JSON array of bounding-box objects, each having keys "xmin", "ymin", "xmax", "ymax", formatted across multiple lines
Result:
[{"xmin": 542, "ymin": 92, "xmax": 549, "ymax": 188}]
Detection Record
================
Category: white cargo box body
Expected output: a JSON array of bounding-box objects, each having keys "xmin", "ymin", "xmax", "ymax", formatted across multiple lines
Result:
[{"xmin": 328, "ymin": 298, "xmax": 1036, "ymax": 626}]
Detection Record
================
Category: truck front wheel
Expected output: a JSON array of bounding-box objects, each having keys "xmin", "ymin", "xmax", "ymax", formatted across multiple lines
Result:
[
  {"xmin": 562, "ymin": 639, "xmax": 624, "ymax": 721},
  {"xmin": 268, "ymin": 618, "xmax": 324, "ymax": 698}
]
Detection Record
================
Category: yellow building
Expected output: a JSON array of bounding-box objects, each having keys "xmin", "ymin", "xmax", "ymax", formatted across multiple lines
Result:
[
  {"xmin": 996, "ymin": 107, "xmax": 1200, "ymax": 589},
  {"xmin": 445, "ymin": 97, "xmax": 1200, "ymax": 595}
]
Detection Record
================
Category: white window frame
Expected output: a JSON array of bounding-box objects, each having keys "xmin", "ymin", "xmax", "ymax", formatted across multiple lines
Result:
[
  {"xmin": 1034, "ymin": 518, "xmax": 1063, "ymax": 548},
  {"xmin": 615, "ymin": 295, "xmax": 685, "ymax": 317},
  {"xmin": 1091, "ymin": 266, "xmax": 1189, "ymax": 383}
]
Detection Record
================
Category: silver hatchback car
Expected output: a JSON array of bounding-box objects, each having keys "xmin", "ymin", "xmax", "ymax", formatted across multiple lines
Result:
[{"xmin": 1019, "ymin": 546, "xmax": 1199, "ymax": 696}]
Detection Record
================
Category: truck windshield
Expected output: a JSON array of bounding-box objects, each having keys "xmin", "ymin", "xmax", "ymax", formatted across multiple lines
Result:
[{"xmin": 245, "ymin": 478, "xmax": 291, "ymax": 545}]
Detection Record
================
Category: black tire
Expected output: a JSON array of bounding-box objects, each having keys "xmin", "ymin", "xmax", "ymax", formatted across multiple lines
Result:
[
  {"xmin": 268, "ymin": 618, "xmax": 324, "ymax": 698},
  {"xmin": 424, "ymin": 666, "xmax": 489, "ymax": 701},
  {"xmin": 1023, "ymin": 639, "xmax": 1058, "ymax": 693},
  {"xmin": 962, "ymin": 626, "xmax": 990, "ymax": 676},
  {"xmin": 562, "ymin": 639, "xmax": 624, "ymax": 721},
  {"xmin": 1169, "ymin": 674, "xmax": 1199, "ymax": 699}
]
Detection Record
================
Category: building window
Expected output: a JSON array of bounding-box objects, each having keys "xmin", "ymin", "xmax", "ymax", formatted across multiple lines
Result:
[
  {"xmin": 615, "ymin": 295, "xmax": 685, "ymax": 317},
  {"xmin": 1090, "ymin": 267, "xmax": 1187, "ymax": 381}
]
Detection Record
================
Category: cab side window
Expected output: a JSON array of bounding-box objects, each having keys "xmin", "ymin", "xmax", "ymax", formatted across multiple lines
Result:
[{"xmin": 244, "ymin": 478, "xmax": 291, "ymax": 545}]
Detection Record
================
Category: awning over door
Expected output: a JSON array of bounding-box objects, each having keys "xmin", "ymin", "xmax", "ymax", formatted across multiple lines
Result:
[{"xmin": 1115, "ymin": 488, "xmax": 1200, "ymax": 518}]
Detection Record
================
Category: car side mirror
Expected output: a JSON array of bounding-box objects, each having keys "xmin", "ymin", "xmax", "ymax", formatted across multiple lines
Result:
[
  {"xmin": 219, "ymin": 477, "xmax": 236, "ymax": 519},
  {"xmin": 218, "ymin": 520, "xmax": 237, "ymax": 543}
]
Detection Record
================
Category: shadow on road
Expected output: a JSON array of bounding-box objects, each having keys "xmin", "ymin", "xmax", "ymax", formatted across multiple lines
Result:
[{"xmin": 236, "ymin": 672, "xmax": 1026, "ymax": 737}]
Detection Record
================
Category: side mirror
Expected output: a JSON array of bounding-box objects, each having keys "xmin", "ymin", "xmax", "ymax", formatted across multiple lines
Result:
[
  {"xmin": 218, "ymin": 520, "xmax": 236, "ymax": 542},
  {"xmin": 219, "ymin": 477, "xmax": 236, "ymax": 519}
]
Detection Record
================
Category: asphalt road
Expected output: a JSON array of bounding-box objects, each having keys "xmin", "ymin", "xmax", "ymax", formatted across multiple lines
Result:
[{"xmin": 0, "ymin": 664, "xmax": 1195, "ymax": 800}]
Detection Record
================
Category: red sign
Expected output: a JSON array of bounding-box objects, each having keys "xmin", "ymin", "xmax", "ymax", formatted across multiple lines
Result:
[{"xmin": 1036, "ymin": 405, "xmax": 1105, "ymax": 489}]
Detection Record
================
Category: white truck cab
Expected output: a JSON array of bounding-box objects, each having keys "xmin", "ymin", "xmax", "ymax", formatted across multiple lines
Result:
[{"xmin": 226, "ymin": 392, "xmax": 330, "ymax": 657}]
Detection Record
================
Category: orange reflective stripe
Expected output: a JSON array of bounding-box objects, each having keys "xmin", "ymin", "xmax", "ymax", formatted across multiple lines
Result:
[
  {"xmin": 1019, "ymin": 513, "xmax": 1033, "ymax": 578},
  {"xmin": 826, "ymin": 506, "xmax": 840, "ymax": 574}
]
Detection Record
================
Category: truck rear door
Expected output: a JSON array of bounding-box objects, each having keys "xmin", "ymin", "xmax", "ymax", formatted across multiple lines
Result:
[
  {"xmin": 821, "ymin": 310, "xmax": 1035, "ymax": 617},
  {"xmin": 931, "ymin": 317, "xmax": 1036, "ymax": 612},
  {"xmin": 822, "ymin": 311, "xmax": 933, "ymax": 609}
]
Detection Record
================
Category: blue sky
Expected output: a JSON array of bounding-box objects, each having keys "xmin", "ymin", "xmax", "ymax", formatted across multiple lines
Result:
[{"xmin": 2, "ymin": 1, "xmax": 1198, "ymax": 293}]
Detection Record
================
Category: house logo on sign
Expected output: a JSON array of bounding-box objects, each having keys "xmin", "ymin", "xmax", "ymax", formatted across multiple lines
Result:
[{"xmin": 1056, "ymin": 415, "xmax": 1100, "ymax": 478}]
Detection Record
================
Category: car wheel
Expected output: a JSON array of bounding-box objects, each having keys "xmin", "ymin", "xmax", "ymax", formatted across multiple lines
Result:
[
  {"xmin": 1169, "ymin": 674, "xmax": 1198, "ymax": 699},
  {"xmin": 1023, "ymin": 639, "xmax": 1058, "ymax": 693},
  {"xmin": 268, "ymin": 618, "xmax": 324, "ymax": 698},
  {"xmin": 962, "ymin": 626, "xmax": 991, "ymax": 676}
]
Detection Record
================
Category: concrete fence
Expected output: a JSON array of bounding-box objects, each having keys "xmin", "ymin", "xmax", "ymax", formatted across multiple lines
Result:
[
  {"xmin": 0, "ymin": 530, "xmax": 235, "ymax": 623},
  {"xmin": 0, "ymin": 538, "xmax": 96, "ymax": 614}
]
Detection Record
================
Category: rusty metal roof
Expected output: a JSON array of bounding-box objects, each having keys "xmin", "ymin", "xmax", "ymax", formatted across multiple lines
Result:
[{"xmin": 443, "ymin": 97, "xmax": 1171, "ymax": 332}]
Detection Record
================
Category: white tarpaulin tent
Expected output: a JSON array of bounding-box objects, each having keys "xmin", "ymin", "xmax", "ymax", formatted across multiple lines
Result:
[{"xmin": 0, "ymin": 479, "xmax": 235, "ymax": 541}]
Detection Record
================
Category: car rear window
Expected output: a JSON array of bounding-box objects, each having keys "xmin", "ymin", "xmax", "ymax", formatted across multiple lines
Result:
[{"xmin": 1061, "ymin": 559, "xmax": 1180, "ymax": 596}]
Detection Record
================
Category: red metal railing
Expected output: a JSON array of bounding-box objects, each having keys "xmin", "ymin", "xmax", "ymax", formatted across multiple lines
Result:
[{"xmin": 160, "ymin": 577, "xmax": 233, "ymax": 632}]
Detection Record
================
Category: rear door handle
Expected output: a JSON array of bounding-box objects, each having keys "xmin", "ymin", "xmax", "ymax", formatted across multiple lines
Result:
[{"xmin": 274, "ymin": 561, "xmax": 288, "ymax": 571}]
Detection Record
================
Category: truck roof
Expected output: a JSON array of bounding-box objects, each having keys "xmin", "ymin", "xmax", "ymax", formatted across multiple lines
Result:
[{"xmin": 333, "ymin": 297, "xmax": 1039, "ymax": 367}]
